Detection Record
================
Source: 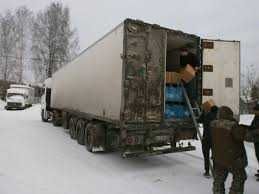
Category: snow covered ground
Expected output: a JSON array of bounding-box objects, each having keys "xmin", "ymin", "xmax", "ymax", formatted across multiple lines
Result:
[
  {"xmin": 0, "ymin": 99, "xmax": 5, "ymax": 110},
  {"xmin": 0, "ymin": 103, "xmax": 258, "ymax": 194}
]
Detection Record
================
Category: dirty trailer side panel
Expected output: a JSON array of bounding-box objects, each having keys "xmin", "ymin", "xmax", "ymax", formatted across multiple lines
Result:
[
  {"xmin": 51, "ymin": 20, "xmax": 166, "ymax": 124},
  {"xmin": 51, "ymin": 23, "xmax": 124, "ymax": 122},
  {"xmin": 123, "ymin": 20, "xmax": 165, "ymax": 123}
]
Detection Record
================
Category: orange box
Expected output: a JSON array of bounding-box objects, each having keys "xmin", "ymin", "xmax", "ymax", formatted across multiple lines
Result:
[
  {"xmin": 166, "ymin": 72, "xmax": 172, "ymax": 83},
  {"xmin": 180, "ymin": 64, "xmax": 196, "ymax": 83},
  {"xmin": 166, "ymin": 72, "xmax": 180, "ymax": 84},
  {"xmin": 171, "ymin": 72, "xmax": 181, "ymax": 84},
  {"xmin": 202, "ymin": 99, "xmax": 215, "ymax": 112}
]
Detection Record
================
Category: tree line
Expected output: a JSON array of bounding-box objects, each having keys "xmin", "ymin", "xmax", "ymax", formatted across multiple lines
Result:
[
  {"xmin": 0, "ymin": 2, "xmax": 79, "ymax": 83},
  {"xmin": 241, "ymin": 64, "xmax": 259, "ymax": 112}
]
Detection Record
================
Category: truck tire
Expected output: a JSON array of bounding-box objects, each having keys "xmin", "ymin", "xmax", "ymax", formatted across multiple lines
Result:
[
  {"xmin": 69, "ymin": 117, "xmax": 77, "ymax": 139},
  {"xmin": 84, "ymin": 123, "xmax": 93, "ymax": 152},
  {"xmin": 76, "ymin": 119, "xmax": 85, "ymax": 145},
  {"xmin": 53, "ymin": 117, "xmax": 59, "ymax": 126},
  {"xmin": 62, "ymin": 112, "xmax": 69, "ymax": 129},
  {"xmin": 41, "ymin": 110, "xmax": 48, "ymax": 122},
  {"xmin": 53, "ymin": 110, "xmax": 62, "ymax": 126}
]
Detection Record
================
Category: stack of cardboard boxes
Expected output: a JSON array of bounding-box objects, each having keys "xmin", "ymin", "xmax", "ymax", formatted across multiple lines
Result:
[
  {"xmin": 165, "ymin": 64, "xmax": 196, "ymax": 119},
  {"xmin": 202, "ymin": 99, "xmax": 216, "ymax": 112},
  {"xmin": 166, "ymin": 64, "xmax": 216, "ymax": 116},
  {"xmin": 166, "ymin": 64, "xmax": 196, "ymax": 84}
]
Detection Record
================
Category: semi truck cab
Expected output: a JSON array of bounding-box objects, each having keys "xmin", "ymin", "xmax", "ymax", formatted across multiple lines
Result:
[{"xmin": 41, "ymin": 78, "xmax": 52, "ymax": 122}]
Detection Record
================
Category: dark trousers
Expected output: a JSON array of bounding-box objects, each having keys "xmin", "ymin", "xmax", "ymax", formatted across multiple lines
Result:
[
  {"xmin": 213, "ymin": 164, "xmax": 247, "ymax": 194},
  {"xmin": 202, "ymin": 138, "xmax": 212, "ymax": 173},
  {"xmin": 254, "ymin": 142, "xmax": 259, "ymax": 166}
]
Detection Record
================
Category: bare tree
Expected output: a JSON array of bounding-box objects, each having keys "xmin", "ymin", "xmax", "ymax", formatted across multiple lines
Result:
[
  {"xmin": 14, "ymin": 6, "xmax": 33, "ymax": 83},
  {"xmin": 251, "ymin": 77, "xmax": 259, "ymax": 100},
  {"xmin": 240, "ymin": 64, "xmax": 259, "ymax": 112},
  {"xmin": 241, "ymin": 64, "xmax": 256, "ymax": 102},
  {"xmin": 0, "ymin": 11, "xmax": 16, "ymax": 81},
  {"xmin": 32, "ymin": 2, "xmax": 79, "ymax": 82}
]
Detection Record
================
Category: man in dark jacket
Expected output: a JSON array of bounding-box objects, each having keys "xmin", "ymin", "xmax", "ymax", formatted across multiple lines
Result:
[
  {"xmin": 180, "ymin": 47, "xmax": 199, "ymax": 70},
  {"xmin": 199, "ymin": 106, "xmax": 218, "ymax": 177},
  {"xmin": 251, "ymin": 102, "xmax": 259, "ymax": 180},
  {"xmin": 211, "ymin": 106, "xmax": 248, "ymax": 194}
]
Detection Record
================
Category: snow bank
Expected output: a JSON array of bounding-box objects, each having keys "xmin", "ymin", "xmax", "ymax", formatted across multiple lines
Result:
[{"xmin": 0, "ymin": 99, "xmax": 6, "ymax": 110}]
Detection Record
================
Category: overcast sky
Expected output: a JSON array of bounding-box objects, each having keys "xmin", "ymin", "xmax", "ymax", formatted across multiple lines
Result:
[{"xmin": 1, "ymin": 0, "xmax": 258, "ymax": 77}]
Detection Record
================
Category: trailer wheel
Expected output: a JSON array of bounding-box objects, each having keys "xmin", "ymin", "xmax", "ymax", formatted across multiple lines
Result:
[
  {"xmin": 62, "ymin": 112, "xmax": 69, "ymax": 129},
  {"xmin": 84, "ymin": 123, "xmax": 106, "ymax": 153},
  {"xmin": 76, "ymin": 119, "xmax": 85, "ymax": 145},
  {"xmin": 53, "ymin": 110, "xmax": 62, "ymax": 126},
  {"xmin": 84, "ymin": 123, "xmax": 93, "ymax": 152},
  {"xmin": 69, "ymin": 117, "xmax": 77, "ymax": 139}
]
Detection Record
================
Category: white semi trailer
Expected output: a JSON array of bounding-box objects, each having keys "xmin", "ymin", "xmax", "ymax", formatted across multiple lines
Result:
[{"xmin": 41, "ymin": 19, "xmax": 240, "ymax": 157}]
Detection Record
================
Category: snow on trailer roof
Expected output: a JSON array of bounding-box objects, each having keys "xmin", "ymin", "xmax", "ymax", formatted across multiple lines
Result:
[{"xmin": 10, "ymin": 84, "xmax": 33, "ymax": 89}]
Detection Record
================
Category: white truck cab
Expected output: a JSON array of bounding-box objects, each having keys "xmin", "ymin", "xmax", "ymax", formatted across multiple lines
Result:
[
  {"xmin": 5, "ymin": 85, "xmax": 35, "ymax": 110},
  {"xmin": 41, "ymin": 78, "xmax": 52, "ymax": 121}
]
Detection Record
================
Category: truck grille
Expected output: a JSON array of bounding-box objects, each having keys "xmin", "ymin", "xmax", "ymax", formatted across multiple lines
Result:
[{"xmin": 7, "ymin": 102, "xmax": 22, "ymax": 107}]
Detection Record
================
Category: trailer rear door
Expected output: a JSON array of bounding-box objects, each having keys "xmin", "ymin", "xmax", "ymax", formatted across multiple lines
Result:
[
  {"xmin": 202, "ymin": 39, "xmax": 240, "ymax": 114},
  {"xmin": 123, "ymin": 21, "xmax": 165, "ymax": 122}
]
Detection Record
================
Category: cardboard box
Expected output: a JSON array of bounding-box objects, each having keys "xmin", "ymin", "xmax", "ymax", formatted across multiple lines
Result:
[
  {"xmin": 180, "ymin": 64, "xmax": 196, "ymax": 83},
  {"xmin": 171, "ymin": 72, "xmax": 181, "ymax": 84},
  {"xmin": 166, "ymin": 72, "xmax": 181, "ymax": 84},
  {"xmin": 202, "ymin": 99, "xmax": 215, "ymax": 112},
  {"xmin": 166, "ymin": 72, "xmax": 172, "ymax": 83}
]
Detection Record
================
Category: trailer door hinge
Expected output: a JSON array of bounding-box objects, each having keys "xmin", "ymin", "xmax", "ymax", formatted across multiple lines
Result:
[{"xmin": 202, "ymin": 41, "xmax": 214, "ymax": 49}]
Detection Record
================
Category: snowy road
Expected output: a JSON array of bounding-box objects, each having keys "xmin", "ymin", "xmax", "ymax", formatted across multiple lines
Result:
[{"xmin": 0, "ymin": 103, "xmax": 258, "ymax": 194}]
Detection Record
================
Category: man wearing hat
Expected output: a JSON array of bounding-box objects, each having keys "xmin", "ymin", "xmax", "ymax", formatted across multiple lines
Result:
[
  {"xmin": 180, "ymin": 46, "xmax": 199, "ymax": 70},
  {"xmin": 211, "ymin": 106, "xmax": 248, "ymax": 194},
  {"xmin": 180, "ymin": 45, "xmax": 200, "ymax": 101},
  {"xmin": 199, "ymin": 105, "xmax": 218, "ymax": 177}
]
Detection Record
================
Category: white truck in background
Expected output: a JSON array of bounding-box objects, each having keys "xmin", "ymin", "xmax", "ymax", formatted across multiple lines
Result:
[{"xmin": 5, "ymin": 84, "xmax": 35, "ymax": 110}]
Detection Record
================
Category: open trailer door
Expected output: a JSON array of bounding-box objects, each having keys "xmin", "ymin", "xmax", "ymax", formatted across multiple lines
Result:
[
  {"xmin": 202, "ymin": 39, "xmax": 240, "ymax": 115},
  {"xmin": 123, "ymin": 20, "xmax": 165, "ymax": 123}
]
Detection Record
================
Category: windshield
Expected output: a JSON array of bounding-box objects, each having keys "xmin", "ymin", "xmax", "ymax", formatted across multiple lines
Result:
[{"xmin": 7, "ymin": 93, "xmax": 27, "ymax": 98}]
